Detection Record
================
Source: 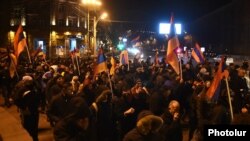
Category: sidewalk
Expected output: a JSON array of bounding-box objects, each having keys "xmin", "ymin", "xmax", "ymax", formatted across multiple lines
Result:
[
  {"xmin": 0, "ymin": 107, "xmax": 32, "ymax": 141},
  {"xmin": 0, "ymin": 96, "xmax": 53, "ymax": 141}
]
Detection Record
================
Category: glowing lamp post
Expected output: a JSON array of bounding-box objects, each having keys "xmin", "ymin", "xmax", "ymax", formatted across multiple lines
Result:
[
  {"xmin": 93, "ymin": 12, "xmax": 108, "ymax": 56},
  {"xmin": 81, "ymin": 0, "xmax": 102, "ymax": 54}
]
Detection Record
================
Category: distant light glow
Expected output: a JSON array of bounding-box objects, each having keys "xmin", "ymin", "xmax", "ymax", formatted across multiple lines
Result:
[
  {"xmin": 159, "ymin": 23, "xmax": 170, "ymax": 34},
  {"xmin": 184, "ymin": 46, "xmax": 187, "ymax": 51},
  {"xmin": 123, "ymin": 38, "xmax": 127, "ymax": 42},
  {"xmin": 127, "ymin": 48, "xmax": 140, "ymax": 55},
  {"xmin": 201, "ymin": 47, "xmax": 205, "ymax": 52},
  {"xmin": 140, "ymin": 54, "xmax": 144, "ymax": 58},
  {"xmin": 159, "ymin": 23, "xmax": 182, "ymax": 35},
  {"xmin": 38, "ymin": 41, "xmax": 44, "ymax": 49}
]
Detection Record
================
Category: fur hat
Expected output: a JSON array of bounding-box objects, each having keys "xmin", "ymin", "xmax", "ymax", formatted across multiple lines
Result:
[
  {"xmin": 22, "ymin": 75, "xmax": 33, "ymax": 81},
  {"xmin": 136, "ymin": 110, "xmax": 163, "ymax": 135}
]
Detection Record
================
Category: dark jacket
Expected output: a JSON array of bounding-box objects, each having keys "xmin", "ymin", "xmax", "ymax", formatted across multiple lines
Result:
[
  {"xmin": 53, "ymin": 96, "xmax": 91, "ymax": 141},
  {"xmin": 160, "ymin": 111, "xmax": 183, "ymax": 141}
]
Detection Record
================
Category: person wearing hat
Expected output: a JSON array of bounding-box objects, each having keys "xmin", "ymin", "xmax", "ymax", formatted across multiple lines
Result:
[{"xmin": 123, "ymin": 110, "xmax": 164, "ymax": 141}]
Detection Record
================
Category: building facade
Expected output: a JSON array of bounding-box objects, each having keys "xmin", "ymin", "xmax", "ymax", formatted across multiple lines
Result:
[{"xmin": 0, "ymin": 0, "xmax": 102, "ymax": 58}]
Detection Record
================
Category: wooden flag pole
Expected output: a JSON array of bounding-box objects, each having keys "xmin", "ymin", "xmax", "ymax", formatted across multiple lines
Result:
[
  {"xmin": 25, "ymin": 45, "xmax": 32, "ymax": 64},
  {"xmin": 107, "ymin": 71, "xmax": 114, "ymax": 99},
  {"xmin": 11, "ymin": 56, "xmax": 19, "ymax": 79},
  {"xmin": 75, "ymin": 56, "xmax": 81, "ymax": 76},
  {"xmin": 225, "ymin": 78, "xmax": 234, "ymax": 121},
  {"xmin": 179, "ymin": 59, "xmax": 183, "ymax": 80}
]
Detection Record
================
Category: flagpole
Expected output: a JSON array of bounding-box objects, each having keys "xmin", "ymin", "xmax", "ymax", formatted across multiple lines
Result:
[
  {"xmin": 225, "ymin": 78, "xmax": 234, "ymax": 121},
  {"xmin": 179, "ymin": 59, "xmax": 183, "ymax": 80},
  {"xmin": 178, "ymin": 51, "xmax": 183, "ymax": 80},
  {"xmin": 107, "ymin": 71, "xmax": 114, "ymax": 99},
  {"xmin": 75, "ymin": 56, "xmax": 81, "ymax": 76},
  {"xmin": 25, "ymin": 45, "xmax": 32, "ymax": 64},
  {"xmin": 10, "ymin": 56, "xmax": 19, "ymax": 79}
]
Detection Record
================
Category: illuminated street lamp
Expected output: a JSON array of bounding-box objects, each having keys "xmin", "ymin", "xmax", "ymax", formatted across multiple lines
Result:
[
  {"xmin": 93, "ymin": 12, "xmax": 108, "ymax": 56},
  {"xmin": 81, "ymin": 0, "xmax": 102, "ymax": 54}
]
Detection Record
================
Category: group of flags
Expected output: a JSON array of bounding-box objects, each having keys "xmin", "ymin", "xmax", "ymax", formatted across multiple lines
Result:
[
  {"xmin": 94, "ymin": 48, "xmax": 129, "ymax": 76},
  {"xmin": 165, "ymin": 14, "xmax": 226, "ymax": 102},
  {"xmin": 9, "ymin": 25, "xmax": 28, "ymax": 78},
  {"xmin": 8, "ymin": 18, "xmax": 225, "ymax": 105},
  {"xmin": 8, "ymin": 24, "xmax": 46, "ymax": 78}
]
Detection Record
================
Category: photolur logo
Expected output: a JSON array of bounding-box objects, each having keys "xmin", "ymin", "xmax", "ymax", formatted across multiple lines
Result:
[{"xmin": 208, "ymin": 129, "xmax": 247, "ymax": 136}]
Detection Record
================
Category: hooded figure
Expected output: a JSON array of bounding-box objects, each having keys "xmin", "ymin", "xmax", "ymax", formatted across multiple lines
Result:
[
  {"xmin": 53, "ymin": 96, "xmax": 91, "ymax": 141},
  {"xmin": 123, "ymin": 110, "xmax": 164, "ymax": 141}
]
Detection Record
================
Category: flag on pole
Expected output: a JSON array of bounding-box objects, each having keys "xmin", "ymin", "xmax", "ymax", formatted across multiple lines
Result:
[
  {"xmin": 31, "ymin": 46, "xmax": 42, "ymax": 58},
  {"xmin": 94, "ymin": 48, "xmax": 108, "ymax": 75},
  {"xmin": 9, "ymin": 53, "xmax": 17, "ymax": 78},
  {"xmin": 119, "ymin": 50, "xmax": 129, "ymax": 66},
  {"xmin": 166, "ymin": 14, "xmax": 180, "ymax": 75},
  {"xmin": 131, "ymin": 35, "xmax": 140, "ymax": 44},
  {"xmin": 14, "ymin": 24, "xmax": 27, "ymax": 59},
  {"xmin": 191, "ymin": 43, "xmax": 205, "ymax": 64},
  {"xmin": 110, "ymin": 53, "xmax": 116, "ymax": 75},
  {"xmin": 206, "ymin": 56, "xmax": 228, "ymax": 100}
]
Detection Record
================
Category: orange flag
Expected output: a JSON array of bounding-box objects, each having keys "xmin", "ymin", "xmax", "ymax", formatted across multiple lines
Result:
[
  {"xmin": 14, "ymin": 25, "xmax": 27, "ymax": 59},
  {"xmin": 166, "ymin": 14, "xmax": 180, "ymax": 75}
]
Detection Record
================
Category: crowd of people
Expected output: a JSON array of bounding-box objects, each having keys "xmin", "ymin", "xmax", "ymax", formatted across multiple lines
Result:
[{"xmin": 0, "ymin": 54, "xmax": 250, "ymax": 141}]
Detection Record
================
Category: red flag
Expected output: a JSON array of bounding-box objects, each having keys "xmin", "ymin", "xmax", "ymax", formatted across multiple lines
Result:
[
  {"xmin": 9, "ymin": 53, "xmax": 17, "ymax": 78},
  {"xmin": 206, "ymin": 57, "xmax": 227, "ymax": 100},
  {"xmin": 31, "ymin": 46, "xmax": 42, "ymax": 58},
  {"xmin": 14, "ymin": 25, "xmax": 27, "ymax": 59},
  {"xmin": 166, "ymin": 14, "xmax": 180, "ymax": 74}
]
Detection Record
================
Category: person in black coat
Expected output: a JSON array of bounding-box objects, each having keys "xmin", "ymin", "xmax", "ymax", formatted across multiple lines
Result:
[
  {"xmin": 13, "ymin": 76, "xmax": 40, "ymax": 141},
  {"xmin": 47, "ymin": 83, "xmax": 73, "ymax": 126},
  {"xmin": 53, "ymin": 88, "xmax": 111, "ymax": 141},
  {"xmin": 53, "ymin": 96, "xmax": 91, "ymax": 141},
  {"xmin": 230, "ymin": 67, "xmax": 248, "ymax": 113},
  {"xmin": 160, "ymin": 100, "xmax": 183, "ymax": 141}
]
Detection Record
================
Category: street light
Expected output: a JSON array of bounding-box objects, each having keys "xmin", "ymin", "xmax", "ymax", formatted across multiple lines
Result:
[
  {"xmin": 81, "ymin": 0, "xmax": 102, "ymax": 54},
  {"xmin": 93, "ymin": 12, "xmax": 108, "ymax": 56}
]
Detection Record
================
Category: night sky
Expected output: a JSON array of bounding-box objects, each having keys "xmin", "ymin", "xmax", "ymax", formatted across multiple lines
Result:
[{"xmin": 102, "ymin": 0, "xmax": 232, "ymax": 24}]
